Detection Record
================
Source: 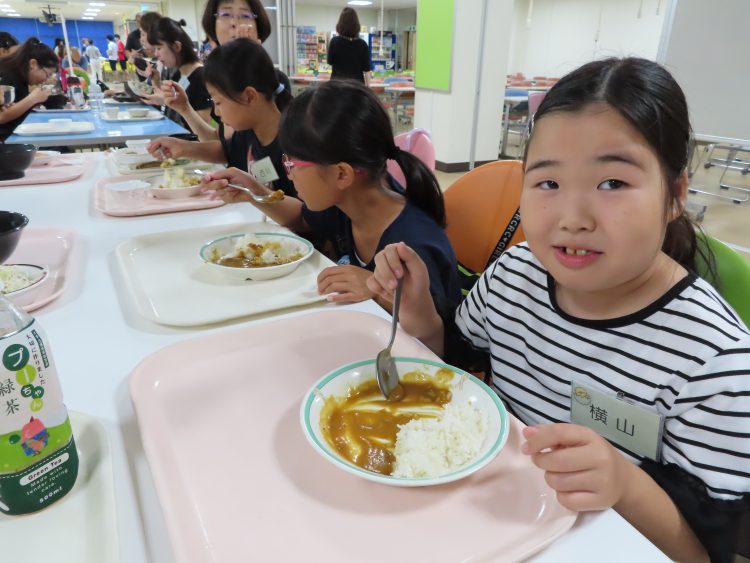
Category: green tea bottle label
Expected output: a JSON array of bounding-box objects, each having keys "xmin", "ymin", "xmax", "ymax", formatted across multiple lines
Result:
[{"xmin": 0, "ymin": 320, "xmax": 78, "ymax": 514}]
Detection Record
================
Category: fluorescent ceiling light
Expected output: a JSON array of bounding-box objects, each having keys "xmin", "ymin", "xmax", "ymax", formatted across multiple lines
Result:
[
  {"xmin": 347, "ymin": 1, "xmax": 372, "ymax": 5},
  {"xmin": 84, "ymin": 9, "xmax": 99, "ymax": 13},
  {"xmin": 81, "ymin": 16, "xmax": 94, "ymax": 20},
  {"xmin": 89, "ymin": 2, "xmax": 106, "ymax": 6},
  {"xmin": 265, "ymin": 6, "xmax": 276, "ymax": 9}
]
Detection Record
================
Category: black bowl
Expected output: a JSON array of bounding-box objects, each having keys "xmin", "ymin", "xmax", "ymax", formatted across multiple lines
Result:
[
  {"xmin": 0, "ymin": 211, "xmax": 29, "ymax": 264},
  {"xmin": 43, "ymin": 94, "xmax": 68, "ymax": 110},
  {"xmin": 0, "ymin": 144, "xmax": 36, "ymax": 181}
]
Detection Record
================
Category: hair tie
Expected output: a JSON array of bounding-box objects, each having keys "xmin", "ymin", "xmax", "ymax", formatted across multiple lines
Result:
[
  {"xmin": 387, "ymin": 146, "xmax": 401, "ymax": 159},
  {"xmin": 274, "ymin": 83, "xmax": 285, "ymax": 95}
]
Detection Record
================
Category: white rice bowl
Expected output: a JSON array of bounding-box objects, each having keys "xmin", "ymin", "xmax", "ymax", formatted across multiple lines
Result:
[
  {"xmin": 300, "ymin": 357, "xmax": 509, "ymax": 487},
  {"xmin": 200, "ymin": 232, "xmax": 314, "ymax": 281}
]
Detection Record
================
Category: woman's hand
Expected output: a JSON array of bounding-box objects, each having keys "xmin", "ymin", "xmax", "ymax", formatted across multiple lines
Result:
[
  {"xmin": 139, "ymin": 91, "xmax": 165, "ymax": 106},
  {"xmin": 199, "ymin": 167, "xmax": 260, "ymax": 204},
  {"xmin": 29, "ymin": 86, "xmax": 51, "ymax": 104},
  {"xmin": 160, "ymin": 80, "xmax": 188, "ymax": 113},
  {"xmin": 522, "ymin": 423, "xmax": 635, "ymax": 512},
  {"xmin": 147, "ymin": 137, "xmax": 186, "ymax": 160},
  {"xmin": 318, "ymin": 265, "xmax": 375, "ymax": 303}
]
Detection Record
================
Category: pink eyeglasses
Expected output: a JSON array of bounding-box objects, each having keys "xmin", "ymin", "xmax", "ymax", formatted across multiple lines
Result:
[{"xmin": 282, "ymin": 154, "xmax": 314, "ymax": 175}]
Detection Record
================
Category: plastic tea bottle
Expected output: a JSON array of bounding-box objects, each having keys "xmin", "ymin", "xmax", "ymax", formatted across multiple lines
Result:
[
  {"xmin": 0, "ymin": 290, "xmax": 78, "ymax": 515},
  {"xmin": 88, "ymin": 81, "xmax": 102, "ymax": 114}
]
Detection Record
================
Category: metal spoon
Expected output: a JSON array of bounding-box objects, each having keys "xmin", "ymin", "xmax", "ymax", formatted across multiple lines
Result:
[
  {"xmin": 375, "ymin": 277, "xmax": 404, "ymax": 401},
  {"xmin": 193, "ymin": 169, "xmax": 284, "ymax": 204}
]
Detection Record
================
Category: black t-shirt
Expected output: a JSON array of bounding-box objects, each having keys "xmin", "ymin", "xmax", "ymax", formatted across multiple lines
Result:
[
  {"xmin": 327, "ymin": 36, "xmax": 371, "ymax": 83},
  {"xmin": 185, "ymin": 67, "xmax": 212, "ymax": 112},
  {"xmin": 124, "ymin": 28, "xmax": 142, "ymax": 53},
  {"xmin": 222, "ymin": 129, "xmax": 296, "ymax": 197},
  {"xmin": 301, "ymin": 189, "xmax": 461, "ymax": 307},
  {"xmin": 0, "ymin": 71, "xmax": 30, "ymax": 140}
]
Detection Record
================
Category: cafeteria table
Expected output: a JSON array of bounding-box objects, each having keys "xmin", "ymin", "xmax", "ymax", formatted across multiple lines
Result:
[
  {"xmin": 0, "ymin": 152, "xmax": 670, "ymax": 563},
  {"xmin": 5, "ymin": 105, "xmax": 189, "ymax": 148}
]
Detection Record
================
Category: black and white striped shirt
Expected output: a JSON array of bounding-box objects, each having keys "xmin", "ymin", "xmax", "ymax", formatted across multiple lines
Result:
[{"xmin": 455, "ymin": 243, "xmax": 750, "ymax": 501}]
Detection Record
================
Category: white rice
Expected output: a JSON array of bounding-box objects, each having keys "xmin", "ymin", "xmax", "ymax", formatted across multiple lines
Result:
[{"xmin": 392, "ymin": 401, "xmax": 488, "ymax": 479}]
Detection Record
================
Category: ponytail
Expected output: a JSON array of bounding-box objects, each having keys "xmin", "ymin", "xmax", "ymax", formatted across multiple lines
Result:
[
  {"xmin": 390, "ymin": 147, "xmax": 445, "ymax": 227},
  {"xmin": 204, "ymin": 39, "xmax": 290, "ymax": 112}
]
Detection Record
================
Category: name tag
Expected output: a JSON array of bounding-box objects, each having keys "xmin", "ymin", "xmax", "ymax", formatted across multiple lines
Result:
[
  {"xmin": 570, "ymin": 382, "xmax": 664, "ymax": 461},
  {"xmin": 250, "ymin": 156, "xmax": 280, "ymax": 184}
]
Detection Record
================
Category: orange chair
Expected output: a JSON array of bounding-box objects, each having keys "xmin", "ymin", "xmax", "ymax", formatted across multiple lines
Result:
[{"xmin": 443, "ymin": 160, "xmax": 526, "ymax": 274}]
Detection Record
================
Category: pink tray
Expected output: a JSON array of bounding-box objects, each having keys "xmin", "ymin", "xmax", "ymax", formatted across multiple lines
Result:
[
  {"xmin": 130, "ymin": 310, "xmax": 576, "ymax": 563},
  {"xmin": 94, "ymin": 175, "xmax": 225, "ymax": 217},
  {"xmin": 0, "ymin": 156, "xmax": 90, "ymax": 187},
  {"xmin": 5, "ymin": 228, "xmax": 76, "ymax": 312}
]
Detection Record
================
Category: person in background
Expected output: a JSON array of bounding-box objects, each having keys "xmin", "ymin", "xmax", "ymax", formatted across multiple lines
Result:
[
  {"xmin": 148, "ymin": 17, "xmax": 212, "ymax": 128},
  {"xmin": 148, "ymin": 38, "xmax": 293, "ymax": 194},
  {"xmin": 125, "ymin": 12, "xmax": 144, "ymax": 62},
  {"xmin": 199, "ymin": 37, "xmax": 213, "ymax": 61},
  {"xmin": 0, "ymin": 38, "xmax": 56, "ymax": 140},
  {"xmin": 0, "ymin": 32, "xmax": 19, "ymax": 57},
  {"xmin": 106, "ymin": 34, "xmax": 118, "ymax": 72},
  {"xmin": 368, "ymin": 57, "xmax": 750, "ymax": 563},
  {"xmin": 115, "ymin": 34, "xmax": 126, "ymax": 71},
  {"xmin": 83, "ymin": 38, "xmax": 103, "ymax": 83},
  {"xmin": 53, "ymin": 37, "xmax": 65, "ymax": 60},
  {"xmin": 200, "ymin": 79, "xmax": 461, "ymax": 308},
  {"xmin": 328, "ymin": 7, "xmax": 371, "ymax": 85}
]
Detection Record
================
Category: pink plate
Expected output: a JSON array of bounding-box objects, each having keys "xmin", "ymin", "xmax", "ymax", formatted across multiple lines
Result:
[
  {"xmin": 129, "ymin": 310, "xmax": 577, "ymax": 563},
  {"xmin": 0, "ymin": 156, "xmax": 91, "ymax": 187},
  {"xmin": 5, "ymin": 229, "xmax": 76, "ymax": 312},
  {"xmin": 95, "ymin": 175, "xmax": 225, "ymax": 217}
]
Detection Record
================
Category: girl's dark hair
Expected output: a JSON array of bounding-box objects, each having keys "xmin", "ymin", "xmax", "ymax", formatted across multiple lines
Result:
[
  {"xmin": 140, "ymin": 11, "xmax": 162, "ymax": 35},
  {"xmin": 201, "ymin": 0, "xmax": 271, "ymax": 45},
  {"xmin": 204, "ymin": 38, "xmax": 290, "ymax": 111},
  {"xmin": 0, "ymin": 38, "xmax": 57, "ymax": 81},
  {"xmin": 336, "ymin": 7, "xmax": 361, "ymax": 38},
  {"xmin": 0, "ymin": 32, "xmax": 19, "ymax": 50},
  {"xmin": 525, "ymin": 57, "xmax": 711, "ymax": 275},
  {"xmin": 148, "ymin": 17, "xmax": 199, "ymax": 66},
  {"xmin": 106, "ymin": 34, "xmax": 114, "ymax": 41},
  {"xmin": 279, "ymin": 80, "xmax": 445, "ymax": 227}
]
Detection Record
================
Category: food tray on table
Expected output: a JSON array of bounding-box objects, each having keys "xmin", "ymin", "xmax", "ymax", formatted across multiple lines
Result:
[
  {"xmin": 129, "ymin": 310, "xmax": 577, "ymax": 563},
  {"xmin": 13, "ymin": 121, "xmax": 95, "ymax": 136},
  {"xmin": 94, "ymin": 175, "xmax": 225, "ymax": 217},
  {"xmin": 104, "ymin": 153, "xmax": 218, "ymax": 177},
  {"xmin": 100, "ymin": 110, "xmax": 164, "ymax": 122},
  {"xmin": 0, "ymin": 411, "xmax": 120, "ymax": 563},
  {"xmin": 0, "ymin": 155, "xmax": 91, "ymax": 188},
  {"xmin": 115, "ymin": 222, "xmax": 334, "ymax": 326},
  {"xmin": 3, "ymin": 229, "xmax": 76, "ymax": 312}
]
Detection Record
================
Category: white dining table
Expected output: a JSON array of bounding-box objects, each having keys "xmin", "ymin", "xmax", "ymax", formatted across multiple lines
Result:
[{"xmin": 0, "ymin": 152, "xmax": 669, "ymax": 563}]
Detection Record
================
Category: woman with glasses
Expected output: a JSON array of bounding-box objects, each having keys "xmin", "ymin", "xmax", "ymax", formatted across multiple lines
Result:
[
  {"xmin": 0, "ymin": 38, "xmax": 57, "ymax": 140},
  {"xmin": 154, "ymin": 0, "xmax": 289, "ymax": 144}
]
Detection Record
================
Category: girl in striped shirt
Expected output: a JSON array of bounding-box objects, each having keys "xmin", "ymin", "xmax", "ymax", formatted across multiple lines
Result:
[{"xmin": 368, "ymin": 58, "xmax": 749, "ymax": 563}]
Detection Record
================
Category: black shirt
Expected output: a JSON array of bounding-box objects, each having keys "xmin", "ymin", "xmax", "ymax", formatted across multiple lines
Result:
[
  {"xmin": 327, "ymin": 36, "xmax": 371, "ymax": 83},
  {"xmin": 301, "ymin": 189, "xmax": 461, "ymax": 307},
  {"xmin": 0, "ymin": 71, "xmax": 30, "ymax": 140},
  {"xmin": 185, "ymin": 67, "xmax": 212, "ymax": 113},
  {"xmin": 222, "ymin": 129, "xmax": 297, "ymax": 197},
  {"xmin": 124, "ymin": 28, "xmax": 142, "ymax": 54}
]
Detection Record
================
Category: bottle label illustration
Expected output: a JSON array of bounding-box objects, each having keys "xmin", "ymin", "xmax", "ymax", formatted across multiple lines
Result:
[{"xmin": 0, "ymin": 320, "xmax": 78, "ymax": 514}]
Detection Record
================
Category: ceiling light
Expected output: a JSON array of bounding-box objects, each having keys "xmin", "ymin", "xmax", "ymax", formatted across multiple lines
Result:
[
  {"xmin": 7, "ymin": 12, "xmax": 19, "ymax": 16},
  {"xmin": 81, "ymin": 16, "xmax": 94, "ymax": 20},
  {"xmin": 0, "ymin": 4, "xmax": 12, "ymax": 7},
  {"xmin": 347, "ymin": 0, "xmax": 372, "ymax": 5},
  {"xmin": 89, "ymin": 2, "xmax": 106, "ymax": 6}
]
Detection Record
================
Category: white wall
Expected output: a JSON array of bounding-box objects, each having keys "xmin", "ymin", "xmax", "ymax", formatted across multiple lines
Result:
[
  {"xmin": 416, "ymin": 0, "xmax": 514, "ymax": 165},
  {"xmin": 509, "ymin": 0, "xmax": 665, "ymax": 78},
  {"xmin": 164, "ymin": 0, "xmax": 202, "ymax": 41}
]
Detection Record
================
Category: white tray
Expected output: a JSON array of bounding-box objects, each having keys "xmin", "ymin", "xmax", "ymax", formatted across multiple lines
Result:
[
  {"xmin": 0, "ymin": 411, "xmax": 120, "ymax": 563},
  {"xmin": 100, "ymin": 110, "xmax": 164, "ymax": 122},
  {"xmin": 14, "ymin": 122, "xmax": 95, "ymax": 135},
  {"xmin": 104, "ymin": 154, "xmax": 219, "ymax": 177},
  {"xmin": 33, "ymin": 106, "xmax": 92, "ymax": 113},
  {"xmin": 115, "ymin": 222, "xmax": 334, "ymax": 326}
]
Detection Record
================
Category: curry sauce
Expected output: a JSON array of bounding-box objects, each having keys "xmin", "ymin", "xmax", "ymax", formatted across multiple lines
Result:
[{"xmin": 320, "ymin": 369, "xmax": 454, "ymax": 475}]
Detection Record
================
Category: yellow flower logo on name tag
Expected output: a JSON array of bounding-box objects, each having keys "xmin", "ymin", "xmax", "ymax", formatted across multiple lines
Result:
[{"xmin": 573, "ymin": 386, "xmax": 591, "ymax": 406}]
